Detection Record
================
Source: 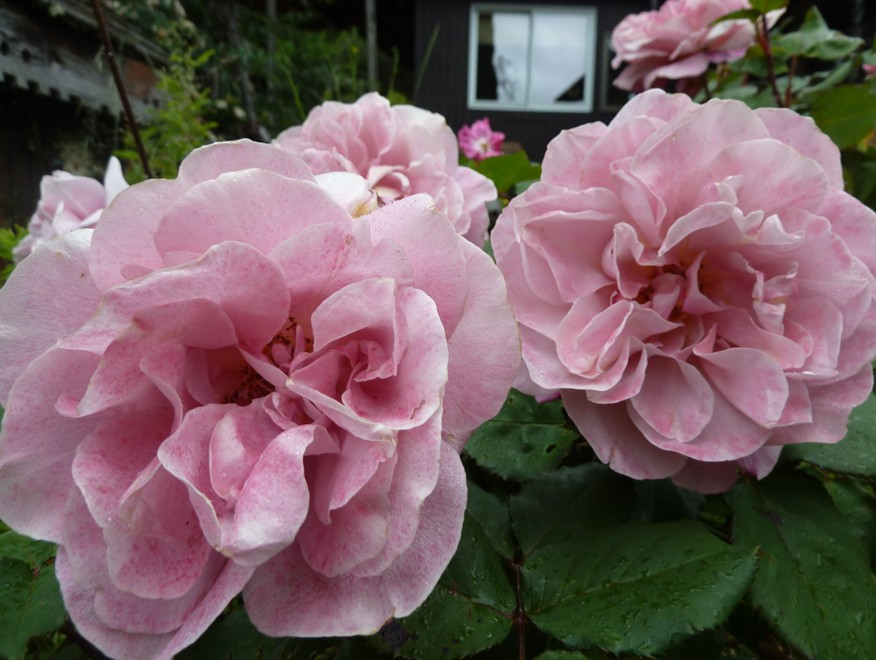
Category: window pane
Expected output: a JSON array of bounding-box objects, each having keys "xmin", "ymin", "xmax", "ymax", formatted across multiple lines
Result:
[
  {"xmin": 468, "ymin": 5, "xmax": 596, "ymax": 112},
  {"xmin": 475, "ymin": 11, "xmax": 530, "ymax": 104},
  {"xmin": 529, "ymin": 12, "xmax": 591, "ymax": 104}
]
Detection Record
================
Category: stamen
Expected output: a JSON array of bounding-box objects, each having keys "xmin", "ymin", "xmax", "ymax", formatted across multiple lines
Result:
[{"xmin": 226, "ymin": 365, "xmax": 273, "ymax": 406}]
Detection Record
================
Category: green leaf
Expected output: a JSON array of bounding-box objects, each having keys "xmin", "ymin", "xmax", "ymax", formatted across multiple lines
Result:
[
  {"xmin": 179, "ymin": 608, "xmax": 345, "ymax": 659},
  {"xmin": 630, "ymin": 479, "xmax": 705, "ymax": 523},
  {"xmin": 783, "ymin": 394, "xmax": 876, "ymax": 476},
  {"xmin": 657, "ymin": 628, "xmax": 725, "ymax": 660},
  {"xmin": 773, "ymin": 7, "xmax": 864, "ymax": 60},
  {"xmin": 748, "ymin": 0, "xmax": 787, "ymax": 13},
  {"xmin": 843, "ymin": 149, "xmax": 876, "ymax": 212},
  {"xmin": 178, "ymin": 609, "xmax": 285, "ymax": 659},
  {"xmin": 810, "ymin": 84, "xmax": 876, "ymax": 148},
  {"xmin": 0, "ymin": 530, "xmax": 56, "ymax": 567},
  {"xmin": 513, "ymin": 178, "xmax": 538, "ymax": 196},
  {"xmin": 534, "ymin": 652, "xmax": 595, "ymax": 660},
  {"xmin": 381, "ymin": 512, "xmax": 514, "ymax": 659},
  {"xmin": 523, "ymin": 521, "xmax": 757, "ymax": 655},
  {"xmin": 0, "ymin": 226, "xmax": 27, "ymax": 287},
  {"xmin": 0, "ymin": 558, "xmax": 66, "ymax": 660},
  {"xmin": 799, "ymin": 59, "xmax": 855, "ymax": 96},
  {"xmin": 727, "ymin": 471, "xmax": 876, "ymax": 658},
  {"xmin": 467, "ymin": 482, "xmax": 516, "ymax": 560},
  {"xmin": 475, "ymin": 152, "xmax": 541, "ymax": 195},
  {"xmin": 712, "ymin": 8, "xmax": 762, "ymax": 24},
  {"xmin": 821, "ymin": 478, "xmax": 876, "ymax": 560},
  {"xmin": 510, "ymin": 464, "xmax": 634, "ymax": 556},
  {"xmin": 465, "ymin": 390, "xmax": 578, "ymax": 482}
]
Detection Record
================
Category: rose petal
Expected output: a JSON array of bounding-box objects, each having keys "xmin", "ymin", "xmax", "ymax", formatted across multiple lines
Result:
[
  {"xmin": 0, "ymin": 347, "xmax": 102, "ymax": 541},
  {"xmin": 0, "ymin": 231, "xmax": 100, "ymax": 402},
  {"xmin": 244, "ymin": 441, "xmax": 465, "ymax": 636},
  {"xmin": 563, "ymin": 390, "xmax": 686, "ymax": 479}
]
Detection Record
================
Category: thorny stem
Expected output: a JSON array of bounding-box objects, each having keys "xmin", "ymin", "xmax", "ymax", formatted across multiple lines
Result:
[
  {"xmin": 756, "ymin": 13, "xmax": 785, "ymax": 108},
  {"xmin": 512, "ymin": 559, "xmax": 527, "ymax": 660},
  {"xmin": 90, "ymin": 0, "xmax": 153, "ymax": 178}
]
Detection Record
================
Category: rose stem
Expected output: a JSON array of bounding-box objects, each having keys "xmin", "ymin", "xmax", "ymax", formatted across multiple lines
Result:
[
  {"xmin": 757, "ymin": 13, "xmax": 785, "ymax": 107},
  {"xmin": 90, "ymin": 0, "xmax": 154, "ymax": 178}
]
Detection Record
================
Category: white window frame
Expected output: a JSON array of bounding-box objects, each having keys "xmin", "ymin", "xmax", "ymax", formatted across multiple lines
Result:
[{"xmin": 467, "ymin": 4, "xmax": 598, "ymax": 113}]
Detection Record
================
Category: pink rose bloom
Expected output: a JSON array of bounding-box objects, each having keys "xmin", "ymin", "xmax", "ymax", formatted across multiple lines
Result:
[
  {"xmin": 0, "ymin": 140, "xmax": 520, "ymax": 658},
  {"xmin": 275, "ymin": 92, "xmax": 497, "ymax": 245},
  {"xmin": 458, "ymin": 118, "xmax": 505, "ymax": 161},
  {"xmin": 611, "ymin": 0, "xmax": 769, "ymax": 92},
  {"xmin": 13, "ymin": 156, "xmax": 128, "ymax": 262},
  {"xmin": 492, "ymin": 90, "xmax": 876, "ymax": 493}
]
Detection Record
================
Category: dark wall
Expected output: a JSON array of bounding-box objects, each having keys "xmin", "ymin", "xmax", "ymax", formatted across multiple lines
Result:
[
  {"xmin": 0, "ymin": 86, "xmax": 118, "ymax": 228},
  {"xmin": 414, "ymin": 0, "xmax": 651, "ymax": 160}
]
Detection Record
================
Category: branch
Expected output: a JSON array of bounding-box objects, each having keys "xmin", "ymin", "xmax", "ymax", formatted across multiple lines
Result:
[
  {"xmin": 90, "ymin": 0, "xmax": 153, "ymax": 178},
  {"xmin": 512, "ymin": 559, "xmax": 527, "ymax": 660},
  {"xmin": 757, "ymin": 13, "xmax": 785, "ymax": 107}
]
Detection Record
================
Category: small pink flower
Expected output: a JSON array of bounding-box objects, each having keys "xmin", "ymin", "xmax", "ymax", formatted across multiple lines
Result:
[
  {"xmin": 275, "ymin": 92, "xmax": 497, "ymax": 245},
  {"xmin": 458, "ymin": 118, "xmax": 505, "ymax": 161},
  {"xmin": 0, "ymin": 140, "xmax": 520, "ymax": 657},
  {"xmin": 863, "ymin": 63, "xmax": 876, "ymax": 78},
  {"xmin": 492, "ymin": 90, "xmax": 876, "ymax": 494},
  {"xmin": 14, "ymin": 157, "xmax": 128, "ymax": 262},
  {"xmin": 611, "ymin": 0, "xmax": 778, "ymax": 92}
]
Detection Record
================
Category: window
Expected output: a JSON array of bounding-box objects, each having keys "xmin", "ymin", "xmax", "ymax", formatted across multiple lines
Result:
[{"xmin": 468, "ymin": 4, "xmax": 598, "ymax": 113}]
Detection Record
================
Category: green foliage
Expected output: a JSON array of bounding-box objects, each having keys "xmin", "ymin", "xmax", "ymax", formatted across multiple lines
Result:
[
  {"xmin": 464, "ymin": 390, "xmax": 578, "ymax": 481},
  {"xmin": 467, "ymin": 152, "xmax": 541, "ymax": 196},
  {"xmin": 118, "ymin": 50, "xmax": 218, "ymax": 181},
  {"xmin": 9, "ymin": 381, "xmax": 876, "ymax": 659},
  {"xmin": 179, "ymin": 2, "xmax": 376, "ymax": 137},
  {"xmin": 105, "ymin": 0, "xmax": 198, "ymax": 50},
  {"xmin": 380, "ymin": 511, "xmax": 516, "ymax": 659},
  {"xmin": 843, "ymin": 148, "xmax": 876, "ymax": 210},
  {"xmin": 392, "ymin": 391, "xmax": 876, "ymax": 658},
  {"xmin": 772, "ymin": 7, "xmax": 863, "ymax": 61},
  {"xmin": 809, "ymin": 85, "xmax": 876, "ymax": 149},
  {"xmin": 708, "ymin": 5, "xmax": 876, "ymax": 214},
  {"xmin": 524, "ymin": 522, "xmax": 757, "ymax": 655},
  {"xmin": 228, "ymin": 10, "xmax": 371, "ymax": 129},
  {"xmin": 747, "ymin": 0, "xmax": 787, "ymax": 13},
  {"xmin": 177, "ymin": 608, "xmax": 358, "ymax": 660},
  {"xmin": 784, "ymin": 394, "xmax": 876, "ymax": 475},
  {"xmin": 713, "ymin": 9, "xmax": 763, "ymax": 24},
  {"xmin": 0, "ymin": 225, "xmax": 27, "ymax": 287},
  {"xmin": 9, "ymin": 5, "xmax": 876, "ymax": 659},
  {"xmin": 728, "ymin": 470, "xmax": 876, "ymax": 658},
  {"xmin": 509, "ymin": 465, "xmax": 633, "ymax": 555},
  {"xmin": 0, "ymin": 532, "xmax": 64, "ymax": 660},
  {"xmin": 467, "ymin": 482, "xmax": 516, "ymax": 561},
  {"xmin": 711, "ymin": 7, "xmax": 868, "ymax": 104}
]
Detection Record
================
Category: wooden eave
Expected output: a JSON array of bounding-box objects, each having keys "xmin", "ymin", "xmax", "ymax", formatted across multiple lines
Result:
[{"xmin": 0, "ymin": 0, "xmax": 165, "ymax": 117}]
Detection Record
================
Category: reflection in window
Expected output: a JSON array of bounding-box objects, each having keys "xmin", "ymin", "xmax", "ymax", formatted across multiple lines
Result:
[{"xmin": 469, "ymin": 5, "xmax": 597, "ymax": 112}]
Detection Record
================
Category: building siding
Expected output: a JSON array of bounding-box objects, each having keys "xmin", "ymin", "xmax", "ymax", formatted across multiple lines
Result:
[{"xmin": 414, "ymin": 0, "xmax": 651, "ymax": 159}]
